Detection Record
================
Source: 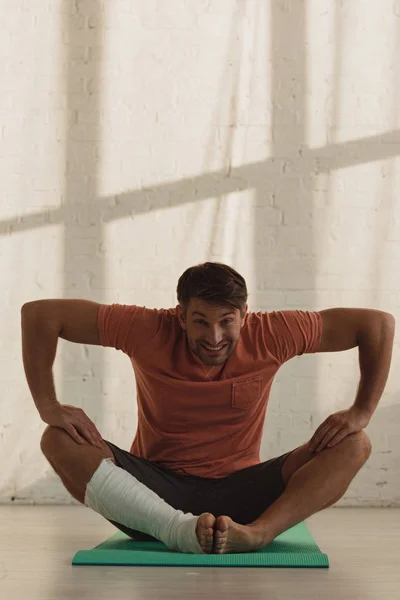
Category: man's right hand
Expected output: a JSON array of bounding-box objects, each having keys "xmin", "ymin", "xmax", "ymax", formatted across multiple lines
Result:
[{"xmin": 40, "ymin": 404, "xmax": 103, "ymax": 449}]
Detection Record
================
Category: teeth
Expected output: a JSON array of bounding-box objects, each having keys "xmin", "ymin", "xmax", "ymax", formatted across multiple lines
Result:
[{"xmin": 204, "ymin": 345, "xmax": 224, "ymax": 350}]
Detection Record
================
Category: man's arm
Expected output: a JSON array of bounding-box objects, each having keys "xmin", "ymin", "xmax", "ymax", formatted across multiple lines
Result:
[
  {"xmin": 21, "ymin": 299, "xmax": 102, "ymax": 416},
  {"xmin": 316, "ymin": 308, "xmax": 396, "ymax": 417}
]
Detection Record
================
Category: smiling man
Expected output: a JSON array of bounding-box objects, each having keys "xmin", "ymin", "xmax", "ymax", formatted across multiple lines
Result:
[
  {"xmin": 182, "ymin": 298, "xmax": 245, "ymax": 366},
  {"xmin": 23, "ymin": 262, "xmax": 395, "ymax": 554}
]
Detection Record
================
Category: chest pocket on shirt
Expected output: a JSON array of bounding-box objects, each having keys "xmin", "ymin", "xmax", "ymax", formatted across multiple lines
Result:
[{"xmin": 231, "ymin": 375, "xmax": 263, "ymax": 409}]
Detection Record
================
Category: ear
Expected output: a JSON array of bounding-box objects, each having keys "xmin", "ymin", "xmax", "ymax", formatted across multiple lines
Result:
[
  {"xmin": 176, "ymin": 305, "xmax": 186, "ymax": 329},
  {"xmin": 241, "ymin": 304, "xmax": 248, "ymax": 327}
]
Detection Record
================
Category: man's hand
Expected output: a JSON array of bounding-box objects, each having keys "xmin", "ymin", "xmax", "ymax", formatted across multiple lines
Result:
[
  {"xmin": 40, "ymin": 403, "xmax": 103, "ymax": 449},
  {"xmin": 308, "ymin": 407, "xmax": 371, "ymax": 453}
]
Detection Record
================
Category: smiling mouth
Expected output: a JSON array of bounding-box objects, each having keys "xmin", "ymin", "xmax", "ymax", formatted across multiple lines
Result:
[{"xmin": 202, "ymin": 344, "xmax": 228, "ymax": 353}]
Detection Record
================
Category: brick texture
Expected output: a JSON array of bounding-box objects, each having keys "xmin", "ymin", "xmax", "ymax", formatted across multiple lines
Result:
[{"xmin": 1, "ymin": 0, "xmax": 399, "ymax": 506}]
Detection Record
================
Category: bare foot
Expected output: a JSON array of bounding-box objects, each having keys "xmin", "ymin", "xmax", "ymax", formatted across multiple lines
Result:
[
  {"xmin": 195, "ymin": 512, "xmax": 216, "ymax": 554},
  {"xmin": 213, "ymin": 515, "xmax": 268, "ymax": 554}
]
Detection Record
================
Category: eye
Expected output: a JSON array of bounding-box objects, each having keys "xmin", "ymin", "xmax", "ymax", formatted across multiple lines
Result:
[{"xmin": 195, "ymin": 319, "xmax": 233, "ymax": 325}]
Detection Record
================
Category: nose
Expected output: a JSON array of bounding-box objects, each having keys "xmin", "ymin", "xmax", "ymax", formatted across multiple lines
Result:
[{"xmin": 206, "ymin": 330, "xmax": 224, "ymax": 346}]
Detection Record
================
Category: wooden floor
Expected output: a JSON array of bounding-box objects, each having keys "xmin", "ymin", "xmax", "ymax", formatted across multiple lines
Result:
[{"xmin": 0, "ymin": 506, "xmax": 398, "ymax": 599}]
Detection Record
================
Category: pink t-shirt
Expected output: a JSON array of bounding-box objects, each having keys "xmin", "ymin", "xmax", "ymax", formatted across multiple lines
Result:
[{"xmin": 98, "ymin": 304, "xmax": 322, "ymax": 479}]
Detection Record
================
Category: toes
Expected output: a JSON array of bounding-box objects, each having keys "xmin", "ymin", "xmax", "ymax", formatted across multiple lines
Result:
[
  {"xmin": 200, "ymin": 532, "xmax": 215, "ymax": 553},
  {"xmin": 197, "ymin": 513, "xmax": 217, "ymax": 553},
  {"xmin": 215, "ymin": 515, "xmax": 231, "ymax": 533},
  {"xmin": 201, "ymin": 543, "xmax": 212, "ymax": 552},
  {"xmin": 213, "ymin": 535, "xmax": 226, "ymax": 554},
  {"xmin": 201, "ymin": 513, "xmax": 216, "ymax": 528},
  {"xmin": 214, "ymin": 530, "xmax": 227, "ymax": 544}
]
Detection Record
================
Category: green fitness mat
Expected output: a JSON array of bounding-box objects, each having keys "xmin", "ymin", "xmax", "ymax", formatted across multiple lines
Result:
[{"xmin": 72, "ymin": 521, "xmax": 329, "ymax": 568}]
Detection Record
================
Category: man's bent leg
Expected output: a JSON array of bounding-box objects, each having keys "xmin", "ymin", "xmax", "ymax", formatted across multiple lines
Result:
[
  {"xmin": 40, "ymin": 425, "xmax": 116, "ymax": 503},
  {"xmin": 213, "ymin": 431, "xmax": 372, "ymax": 554},
  {"xmin": 250, "ymin": 432, "xmax": 371, "ymax": 537},
  {"xmin": 40, "ymin": 426, "xmax": 214, "ymax": 554}
]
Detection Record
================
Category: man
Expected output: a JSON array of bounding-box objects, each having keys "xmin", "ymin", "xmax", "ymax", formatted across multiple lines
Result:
[{"xmin": 22, "ymin": 262, "xmax": 395, "ymax": 554}]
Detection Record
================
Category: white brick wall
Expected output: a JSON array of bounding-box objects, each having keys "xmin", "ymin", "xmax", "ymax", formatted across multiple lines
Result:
[{"xmin": 1, "ymin": 0, "xmax": 399, "ymax": 506}]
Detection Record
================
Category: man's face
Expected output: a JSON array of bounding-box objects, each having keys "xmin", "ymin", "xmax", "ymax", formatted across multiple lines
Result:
[{"xmin": 177, "ymin": 298, "xmax": 248, "ymax": 366}]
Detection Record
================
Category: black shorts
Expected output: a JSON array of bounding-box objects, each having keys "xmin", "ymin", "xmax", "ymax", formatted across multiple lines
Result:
[{"xmin": 103, "ymin": 440, "xmax": 298, "ymax": 541}]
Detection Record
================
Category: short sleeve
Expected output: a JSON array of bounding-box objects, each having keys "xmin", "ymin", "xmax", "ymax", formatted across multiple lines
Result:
[
  {"xmin": 262, "ymin": 310, "xmax": 322, "ymax": 365},
  {"xmin": 97, "ymin": 303, "xmax": 169, "ymax": 357}
]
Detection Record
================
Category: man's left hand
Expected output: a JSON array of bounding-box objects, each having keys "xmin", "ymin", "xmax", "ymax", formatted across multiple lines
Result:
[{"xmin": 308, "ymin": 407, "xmax": 371, "ymax": 453}]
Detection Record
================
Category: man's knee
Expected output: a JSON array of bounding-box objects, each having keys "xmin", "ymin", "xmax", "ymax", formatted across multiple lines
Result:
[
  {"xmin": 41, "ymin": 425, "xmax": 61, "ymax": 454},
  {"xmin": 40, "ymin": 425, "xmax": 71, "ymax": 457},
  {"xmin": 346, "ymin": 430, "xmax": 372, "ymax": 460},
  {"xmin": 40, "ymin": 425, "xmax": 114, "ymax": 463},
  {"xmin": 40, "ymin": 425, "xmax": 115, "ymax": 504}
]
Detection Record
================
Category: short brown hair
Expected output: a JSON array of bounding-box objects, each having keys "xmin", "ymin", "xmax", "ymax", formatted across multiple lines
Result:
[{"xmin": 177, "ymin": 262, "xmax": 248, "ymax": 316}]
